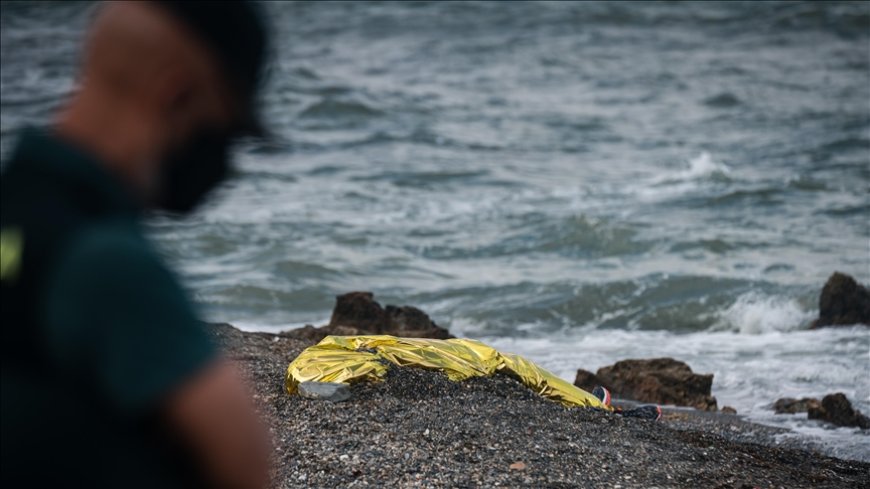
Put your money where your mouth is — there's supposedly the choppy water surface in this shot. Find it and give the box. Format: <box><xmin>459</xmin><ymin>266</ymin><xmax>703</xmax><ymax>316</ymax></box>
<box><xmin>2</xmin><ymin>1</ymin><xmax>868</xmax><ymax>460</ymax></box>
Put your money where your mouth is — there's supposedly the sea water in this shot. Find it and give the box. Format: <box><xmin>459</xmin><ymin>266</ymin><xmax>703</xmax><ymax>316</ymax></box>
<box><xmin>2</xmin><ymin>1</ymin><xmax>868</xmax><ymax>461</ymax></box>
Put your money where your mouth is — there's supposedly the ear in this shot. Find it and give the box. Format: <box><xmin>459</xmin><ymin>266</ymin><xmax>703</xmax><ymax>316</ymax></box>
<box><xmin>165</xmin><ymin>73</ymin><xmax>196</xmax><ymax>117</ymax></box>
<box><xmin>147</xmin><ymin>65</ymin><xmax>201</xmax><ymax>147</ymax></box>
<box><xmin>150</xmin><ymin>65</ymin><xmax>196</xmax><ymax>118</ymax></box>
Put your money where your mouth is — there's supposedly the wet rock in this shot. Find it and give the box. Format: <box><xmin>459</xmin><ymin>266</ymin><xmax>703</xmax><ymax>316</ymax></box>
<box><xmin>383</xmin><ymin>304</ymin><xmax>452</xmax><ymax>339</ymax></box>
<box><xmin>721</xmin><ymin>406</ymin><xmax>737</xmax><ymax>415</ymax></box>
<box><xmin>282</xmin><ymin>292</ymin><xmax>453</xmax><ymax>341</ymax></box>
<box><xmin>576</xmin><ymin>358</ymin><xmax>718</xmax><ymax>411</ymax></box>
<box><xmin>772</xmin><ymin>397</ymin><xmax>821</xmax><ymax>414</ymax></box>
<box><xmin>573</xmin><ymin>369</ymin><xmax>605</xmax><ymax>393</ymax></box>
<box><xmin>329</xmin><ymin>291</ymin><xmax>388</xmax><ymax>333</ymax></box>
<box><xmin>807</xmin><ymin>393</ymin><xmax>870</xmax><ymax>429</ymax></box>
<box><xmin>811</xmin><ymin>272</ymin><xmax>870</xmax><ymax>328</ymax></box>
<box><xmin>298</xmin><ymin>381</ymin><xmax>352</xmax><ymax>402</ymax></box>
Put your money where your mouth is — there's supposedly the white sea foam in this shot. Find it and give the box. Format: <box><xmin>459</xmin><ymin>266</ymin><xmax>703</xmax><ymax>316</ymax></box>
<box><xmin>678</xmin><ymin>152</ymin><xmax>731</xmax><ymax>180</ymax></box>
<box><xmin>646</xmin><ymin>151</ymin><xmax>732</xmax><ymax>186</ymax></box>
<box><xmin>632</xmin><ymin>152</ymin><xmax>734</xmax><ymax>203</ymax></box>
<box><xmin>715</xmin><ymin>292</ymin><xmax>814</xmax><ymax>334</ymax></box>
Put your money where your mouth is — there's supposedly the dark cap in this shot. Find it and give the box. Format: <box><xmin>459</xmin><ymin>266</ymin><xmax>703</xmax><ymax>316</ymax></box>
<box><xmin>153</xmin><ymin>1</ymin><xmax>269</xmax><ymax>137</ymax></box>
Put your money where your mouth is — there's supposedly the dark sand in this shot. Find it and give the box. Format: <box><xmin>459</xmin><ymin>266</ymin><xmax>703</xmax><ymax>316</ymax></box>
<box><xmin>212</xmin><ymin>324</ymin><xmax>869</xmax><ymax>488</ymax></box>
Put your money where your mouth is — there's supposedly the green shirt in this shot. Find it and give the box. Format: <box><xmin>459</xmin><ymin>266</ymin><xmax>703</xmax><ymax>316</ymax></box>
<box><xmin>1</xmin><ymin>128</ymin><xmax>217</xmax><ymax>488</ymax></box>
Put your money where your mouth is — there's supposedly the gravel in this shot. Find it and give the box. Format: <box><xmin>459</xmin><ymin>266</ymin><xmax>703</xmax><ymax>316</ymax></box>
<box><xmin>211</xmin><ymin>323</ymin><xmax>870</xmax><ymax>489</ymax></box>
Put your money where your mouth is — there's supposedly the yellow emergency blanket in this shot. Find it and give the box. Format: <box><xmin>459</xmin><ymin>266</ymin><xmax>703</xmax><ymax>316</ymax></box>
<box><xmin>285</xmin><ymin>335</ymin><xmax>609</xmax><ymax>410</ymax></box>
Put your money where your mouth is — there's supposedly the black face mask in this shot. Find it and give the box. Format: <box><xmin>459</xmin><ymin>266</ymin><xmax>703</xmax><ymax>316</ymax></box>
<box><xmin>154</xmin><ymin>130</ymin><xmax>233</xmax><ymax>215</ymax></box>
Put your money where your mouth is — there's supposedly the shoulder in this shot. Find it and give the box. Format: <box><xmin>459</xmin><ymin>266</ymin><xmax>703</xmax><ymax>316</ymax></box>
<box><xmin>68</xmin><ymin>219</ymin><xmax>152</xmax><ymax>258</ymax></box>
<box><xmin>45</xmin><ymin>218</ymin><xmax>190</xmax><ymax>318</ymax></box>
<box><xmin>59</xmin><ymin>220</ymin><xmax>166</xmax><ymax>280</ymax></box>
<box><xmin>42</xmin><ymin>220</ymin><xmax>217</xmax><ymax>412</ymax></box>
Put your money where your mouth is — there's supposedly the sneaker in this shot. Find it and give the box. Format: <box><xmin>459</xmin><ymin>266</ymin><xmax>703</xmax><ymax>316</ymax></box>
<box><xmin>619</xmin><ymin>404</ymin><xmax>662</xmax><ymax>421</ymax></box>
<box><xmin>591</xmin><ymin>386</ymin><xmax>612</xmax><ymax>407</ymax></box>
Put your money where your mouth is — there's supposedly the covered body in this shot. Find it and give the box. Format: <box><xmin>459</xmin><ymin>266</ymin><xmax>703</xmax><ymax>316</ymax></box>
<box><xmin>285</xmin><ymin>335</ymin><xmax>608</xmax><ymax>410</ymax></box>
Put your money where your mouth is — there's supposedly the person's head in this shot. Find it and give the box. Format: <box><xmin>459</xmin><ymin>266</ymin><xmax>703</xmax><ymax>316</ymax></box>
<box><xmin>57</xmin><ymin>1</ymin><xmax>268</xmax><ymax>213</ymax></box>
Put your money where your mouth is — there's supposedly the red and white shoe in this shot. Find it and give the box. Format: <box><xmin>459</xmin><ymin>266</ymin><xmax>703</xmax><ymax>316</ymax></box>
<box><xmin>592</xmin><ymin>386</ymin><xmax>612</xmax><ymax>407</ymax></box>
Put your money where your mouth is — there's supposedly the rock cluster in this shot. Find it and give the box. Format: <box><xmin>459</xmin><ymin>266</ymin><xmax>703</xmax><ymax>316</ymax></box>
<box><xmin>575</xmin><ymin>358</ymin><xmax>717</xmax><ymax>411</ymax></box>
<box><xmin>283</xmin><ymin>292</ymin><xmax>453</xmax><ymax>342</ymax></box>
<box><xmin>811</xmin><ymin>272</ymin><xmax>870</xmax><ymax>328</ymax></box>
<box><xmin>773</xmin><ymin>393</ymin><xmax>869</xmax><ymax>429</ymax></box>
<box><xmin>808</xmin><ymin>393</ymin><xmax>870</xmax><ymax>429</ymax></box>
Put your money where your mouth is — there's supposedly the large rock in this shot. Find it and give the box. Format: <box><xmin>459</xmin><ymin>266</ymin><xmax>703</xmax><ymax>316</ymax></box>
<box><xmin>329</xmin><ymin>291</ymin><xmax>388</xmax><ymax>333</ymax></box>
<box><xmin>807</xmin><ymin>393</ymin><xmax>870</xmax><ymax>429</ymax></box>
<box><xmin>283</xmin><ymin>292</ymin><xmax>453</xmax><ymax>342</ymax></box>
<box><xmin>575</xmin><ymin>358</ymin><xmax>717</xmax><ymax>411</ymax></box>
<box><xmin>811</xmin><ymin>272</ymin><xmax>870</xmax><ymax>328</ymax></box>
<box><xmin>383</xmin><ymin>304</ymin><xmax>452</xmax><ymax>338</ymax></box>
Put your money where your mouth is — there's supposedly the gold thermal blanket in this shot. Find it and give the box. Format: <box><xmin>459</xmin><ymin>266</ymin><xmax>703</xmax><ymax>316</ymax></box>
<box><xmin>285</xmin><ymin>335</ymin><xmax>608</xmax><ymax>410</ymax></box>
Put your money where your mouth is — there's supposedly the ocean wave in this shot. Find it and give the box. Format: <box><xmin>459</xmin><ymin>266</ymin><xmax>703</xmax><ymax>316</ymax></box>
<box><xmin>418</xmin><ymin>213</ymin><xmax>651</xmax><ymax>261</ymax></box>
<box><xmin>352</xmin><ymin>169</ymin><xmax>491</xmax><ymax>189</ymax></box>
<box><xmin>632</xmin><ymin>153</ymin><xmax>734</xmax><ymax>203</ymax></box>
<box><xmin>298</xmin><ymin>97</ymin><xmax>384</xmax><ymax>120</ymax></box>
<box><xmin>714</xmin><ymin>292</ymin><xmax>814</xmax><ymax>334</ymax></box>
<box><xmin>642</xmin><ymin>153</ymin><xmax>733</xmax><ymax>189</ymax></box>
<box><xmin>676</xmin><ymin>152</ymin><xmax>733</xmax><ymax>181</ymax></box>
<box><xmin>705</xmin><ymin>187</ymin><xmax>785</xmax><ymax>207</ymax></box>
<box><xmin>702</xmin><ymin>92</ymin><xmax>742</xmax><ymax>108</ymax></box>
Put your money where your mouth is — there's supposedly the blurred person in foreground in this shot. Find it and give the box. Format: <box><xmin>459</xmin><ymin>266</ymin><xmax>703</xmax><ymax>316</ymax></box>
<box><xmin>1</xmin><ymin>2</ymin><xmax>272</xmax><ymax>488</ymax></box>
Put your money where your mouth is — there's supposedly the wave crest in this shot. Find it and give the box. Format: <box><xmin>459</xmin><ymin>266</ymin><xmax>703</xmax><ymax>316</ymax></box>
<box><xmin>716</xmin><ymin>292</ymin><xmax>813</xmax><ymax>334</ymax></box>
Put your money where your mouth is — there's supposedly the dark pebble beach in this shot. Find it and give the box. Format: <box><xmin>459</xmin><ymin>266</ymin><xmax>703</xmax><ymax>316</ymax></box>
<box><xmin>212</xmin><ymin>324</ymin><xmax>870</xmax><ymax>489</ymax></box>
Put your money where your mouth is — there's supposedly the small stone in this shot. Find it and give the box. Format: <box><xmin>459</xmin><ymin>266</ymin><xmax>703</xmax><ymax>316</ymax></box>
<box><xmin>339</xmin><ymin>454</ymin><xmax>350</xmax><ymax>462</ymax></box>
<box><xmin>721</xmin><ymin>406</ymin><xmax>737</xmax><ymax>414</ymax></box>
<box><xmin>298</xmin><ymin>381</ymin><xmax>352</xmax><ymax>402</ymax></box>
<box><xmin>423</xmin><ymin>428</ymin><xmax>430</xmax><ymax>436</ymax></box>
<box><xmin>509</xmin><ymin>461</ymin><xmax>526</xmax><ymax>471</ymax></box>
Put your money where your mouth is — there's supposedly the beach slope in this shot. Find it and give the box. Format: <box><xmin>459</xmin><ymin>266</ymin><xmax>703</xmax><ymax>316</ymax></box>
<box><xmin>213</xmin><ymin>324</ymin><xmax>868</xmax><ymax>488</ymax></box>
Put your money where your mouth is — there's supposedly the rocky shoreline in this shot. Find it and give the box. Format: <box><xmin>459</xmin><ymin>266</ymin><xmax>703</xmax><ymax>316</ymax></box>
<box><xmin>212</xmin><ymin>324</ymin><xmax>869</xmax><ymax>488</ymax></box>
